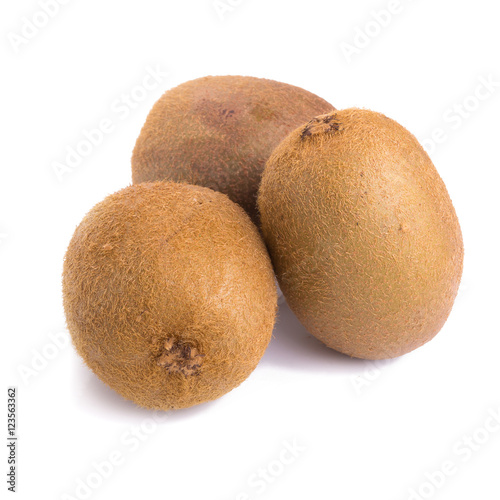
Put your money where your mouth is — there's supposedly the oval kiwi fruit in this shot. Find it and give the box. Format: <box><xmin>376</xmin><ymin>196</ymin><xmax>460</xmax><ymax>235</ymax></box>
<box><xmin>132</xmin><ymin>75</ymin><xmax>334</xmax><ymax>223</ymax></box>
<box><xmin>63</xmin><ymin>182</ymin><xmax>277</xmax><ymax>409</ymax></box>
<box><xmin>258</xmin><ymin>108</ymin><xmax>464</xmax><ymax>360</ymax></box>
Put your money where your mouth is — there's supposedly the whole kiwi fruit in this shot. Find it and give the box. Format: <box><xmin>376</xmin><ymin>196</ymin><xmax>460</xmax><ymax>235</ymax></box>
<box><xmin>132</xmin><ymin>75</ymin><xmax>334</xmax><ymax>223</ymax></box>
<box><xmin>63</xmin><ymin>182</ymin><xmax>277</xmax><ymax>409</ymax></box>
<box><xmin>258</xmin><ymin>108</ymin><xmax>464</xmax><ymax>360</ymax></box>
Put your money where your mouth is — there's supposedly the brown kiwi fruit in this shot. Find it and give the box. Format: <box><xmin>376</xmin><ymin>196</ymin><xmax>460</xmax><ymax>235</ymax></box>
<box><xmin>258</xmin><ymin>108</ymin><xmax>464</xmax><ymax>360</ymax></box>
<box><xmin>132</xmin><ymin>75</ymin><xmax>334</xmax><ymax>223</ymax></box>
<box><xmin>63</xmin><ymin>182</ymin><xmax>277</xmax><ymax>410</ymax></box>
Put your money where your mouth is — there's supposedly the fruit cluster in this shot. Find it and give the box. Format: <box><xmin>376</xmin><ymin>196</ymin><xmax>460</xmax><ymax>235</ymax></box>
<box><xmin>63</xmin><ymin>76</ymin><xmax>463</xmax><ymax>410</ymax></box>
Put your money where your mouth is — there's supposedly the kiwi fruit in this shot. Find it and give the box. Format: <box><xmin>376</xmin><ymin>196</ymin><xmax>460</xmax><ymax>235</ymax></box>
<box><xmin>63</xmin><ymin>182</ymin><xmax>277</xmax><ymax>410</ymax></box>
<box><xmin>132</xmin><ymin>75</ymin><xmax>334</xmax><ymax>223</ymax></box>
<box><xmin>258</xmin><ymin>108</ymin><xmax>464</xmax><ymax>360</ymax></box>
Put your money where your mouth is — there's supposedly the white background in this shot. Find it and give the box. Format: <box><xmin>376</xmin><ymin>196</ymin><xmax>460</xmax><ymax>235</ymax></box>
<box><xmin>1</xmin><ymin>1</ymin><xmax>499</xmax><ymax>499</ymax></box>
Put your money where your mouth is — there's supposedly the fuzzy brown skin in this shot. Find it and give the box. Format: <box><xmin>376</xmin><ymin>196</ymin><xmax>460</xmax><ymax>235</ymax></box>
<box><xmin>132</xmin><ymin>75</ymin><xmax>334</xmax><ymax>224</ymax></box>
<box><xmin>63</xmin><ymin>182</ymin><xmax>277</xmax><ymax>409</ymax></box>
<box><xmin>258</xmin><ymin>109</ymin><xmax>464</xmax><ymax>360</ymax></box>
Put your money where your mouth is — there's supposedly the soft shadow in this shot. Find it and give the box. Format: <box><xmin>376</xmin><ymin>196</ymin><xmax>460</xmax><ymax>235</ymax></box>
<box><xmin>72</xmin><ymin>359</ymin><xmax>218</xmax><ymax>421</ymax></box>
<box><xmin>261</xmin><ymin>301</ymin><xmax>372</xmax><ymax>374</ymax></box>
